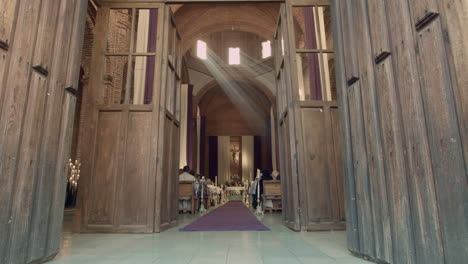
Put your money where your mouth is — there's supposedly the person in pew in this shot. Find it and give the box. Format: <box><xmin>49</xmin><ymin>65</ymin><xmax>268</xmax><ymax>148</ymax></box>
<box><xmin>179</xmin><ymin>166</ymin><xmax>196</xmax><ymax>182</ymax></box>
<box><xmin>272</xmin><ymin>170</ymin><xmax>280</xmax><ymax>180</ymax></box>
<box><xmin>251</xmin><ymin>169</ymin><xmax>274</xmax><ymax>209</ymax></box>
<box><xmin>262</xmin><ymin>169</ymin><xmax>273</xmax><ymax>180</ymax></box>
<box><xmin>179</xmin><ymin>166</ymin><xmax>196</xmax><ymax>211</ymax></box>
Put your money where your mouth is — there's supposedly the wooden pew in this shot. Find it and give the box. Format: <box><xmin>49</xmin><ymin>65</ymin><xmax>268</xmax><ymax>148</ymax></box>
<box><xmin>263</xmin><ymin>180</ymin><xmax>282</xmax><ymax>212</ymax></box>
<box><xmin>179</xmin><ymin>181</ymin><xmax>195</xmax><ymax>214</ymax></box>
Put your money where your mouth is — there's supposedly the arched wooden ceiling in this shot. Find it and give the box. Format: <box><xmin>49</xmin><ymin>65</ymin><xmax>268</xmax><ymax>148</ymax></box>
<box><xmin>172</xmin><ymin>3</ymin><xmax>280</xmax><ymax>53</ymax></box>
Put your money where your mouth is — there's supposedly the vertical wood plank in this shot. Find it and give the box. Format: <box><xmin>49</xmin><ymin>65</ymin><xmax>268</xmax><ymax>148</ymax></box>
<box><xmin>414</xmin><ymin>19</ymin><xmax>468</xmax><ymax>264</ymax></box>
<box><xmin>366</xmin><ymin>0</ymin><xmax>390</xmax><ymax>59</ymax></box>
<box><xmin>119</xmin><ymin>112</ymin><xmax>152</xmax><ymax>226</ymax></box>
<box><xmin>384</xmin><ymin>0</ymin><xmax>445</xmax><ymax>263</ymax></box>
<box><xmin>374</xmin><ymin>57</ymin><xmax>415</xmax><ymax>264</ymax></box>
<box><xmin>331</xmin><ymin>0</ymin><xmax>359</xmax><ymax>252</ymax></box>
<box><xmin>301</xmin><ymin>108</ymin><xmax>332</xmax><ymax>221</ymax></box>
<box><xmin>347</xmin><ymin>82</ymin><xmax>374</xmax><ymax>257</ymax></box>
<box><xmin>0</xmin><ymin>0</ymin><xmax>42</xmax><ymax>262</ymax></box>
<box><xmin>351</xmin><ymin>1</ymin><xmax>385</xmax><ymax>260</ymax></box>
<box><xmin>8</xmin><ymin>73</ymin><xmax>48</xmax><ymax>264</ymax></box>
<box><xmin>88</xmin><ymin>111</ymin><xmax>122</xmax><ymax>225</ymax></box>
<box><xmin>0</xmin><ymin>49</ymin><xmax>8</xmax><ymax>113</ymax></box>
<box><xmin>436</xmin><ymin>0</ymin><xmax>468</xmax><ymax>193</ymax></box>
<box><xmin>330</xmin><ymin>108</ymin><xmax>345</xmax><ymax>221</ymax></box>
<box><xmin>0</xmin><ymin>0</ymin><xmax>19</xmax><ymax>47</ymax></box>
<box><xmin>27</xmin><ymin>0</ymin><xmax>76</xmax><ymax>260</ymax></box>
<box><xmin>284</xmin><ymin>2</ymin><xmax>303</xmax><ymax>231</ymax></box>
<box><xmin>338</xmin><ymin>0</ymin><xmax>358</xmax><ymax>82</ymax></box>
<box><xmin>31</xmin><ymin>0</ymin><xmax>61</xmax><ymax>73</ymax></box>
<box><xmin>325</xmin><ymin>106</ymin><xmax>340</xmax><ymax>223</ymax></box>
<box><xmin>46</xmin><ymin>93</ymin><xmax>77</xmax><ymax>256</ymax></box>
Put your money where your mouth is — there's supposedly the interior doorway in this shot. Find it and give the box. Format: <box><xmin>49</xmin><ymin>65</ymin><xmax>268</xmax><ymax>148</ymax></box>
<box><xmin>69</xmin><ymin>0</ymin><xmax>345</xmax><ymax>234</ymax></box>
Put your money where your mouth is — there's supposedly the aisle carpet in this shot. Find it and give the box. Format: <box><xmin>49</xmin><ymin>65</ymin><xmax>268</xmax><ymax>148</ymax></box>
<box><xmin>179</xmin><ymin>201</ymin><xmax>270</xmax><ymax>231</ymax></box>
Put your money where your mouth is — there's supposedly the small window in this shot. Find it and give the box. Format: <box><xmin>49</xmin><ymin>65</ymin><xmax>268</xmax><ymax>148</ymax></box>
<box><xmin>262</xmin><ymin>40</ymin><xmax>272</xmax><ymax>58</ymax></box>
<box><xmin>197</xmin><ymin>40</ymin><xmax>207</xmax><ymax>60</ymax></box>
<box><xmin>229</xmin><ymin>47</ymin><xmax>240</xmax><ymax>65</ymax></box>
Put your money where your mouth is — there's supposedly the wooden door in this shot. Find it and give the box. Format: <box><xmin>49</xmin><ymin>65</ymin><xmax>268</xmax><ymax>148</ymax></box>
<box><xmin>334</xmin><ymin>0</ymin><xmax>468</xmax><ymax>263</ymax></box>
<box><xmin>78</xmin><ymin>4</ymin><xmax>164</xmax><ymax>233</ymax></box>
<box><xmin>0</xmin><ymin>0</ymin><xmax>87</xmax><ymax>263</ymax></box>
<box><xmin>275</xmin><ymin>0</ymin><xmax>345</xmax><ymax>231</ymax></box>
<box><xmin>274</xmin><ymin>4</ymin><xmax>301</xmax><ymax>231</ymax></box>
<box><xmin>154</xmin><ymin>6</ymin><xmax>182</xmax><ymax>231</ymax></box>
<box><xmin>288</xmin><ymin>0</ymin><xmax>345</xmax><ymax>231</ymax></box>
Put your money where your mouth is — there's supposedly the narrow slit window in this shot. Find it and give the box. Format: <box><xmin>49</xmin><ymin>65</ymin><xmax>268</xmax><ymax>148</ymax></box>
<box><xmin>229</xmin><ymin>47</ymin><xmax>240</xmax><ymax>65</ymax></box>
<box><xmin>197</xmin><ymin>40</ymin><xmax>207</xmax><ymax>60</ymax></box>
<box><xmin>262</xmin><ymin>40</ymin><xmax>271</xmax><ymax>58</ymax></box>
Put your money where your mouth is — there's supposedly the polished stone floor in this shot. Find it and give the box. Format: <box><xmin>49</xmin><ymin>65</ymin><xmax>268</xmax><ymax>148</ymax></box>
<box><xmin>50</xmin><ymin>210</ymin><xmax>372</xmax><ymax>264</ymax></box>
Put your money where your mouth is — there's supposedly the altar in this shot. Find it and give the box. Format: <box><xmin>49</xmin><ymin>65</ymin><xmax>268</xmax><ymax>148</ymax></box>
<box><xmin>225</xmin><ymin>186</ymin><xmax>247</xmax><ymax>195</ymax></box>
<box><xmin>224</xmin><ymin>186</ymin><xmax>248</xmax><ymax>202</ymax></box>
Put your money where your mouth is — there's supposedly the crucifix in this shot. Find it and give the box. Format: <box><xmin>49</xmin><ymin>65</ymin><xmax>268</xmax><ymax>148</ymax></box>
<box><xmin>230</xmin><ymin>144</ymin><xmax>240</xmax><ymax>164</ymax></box>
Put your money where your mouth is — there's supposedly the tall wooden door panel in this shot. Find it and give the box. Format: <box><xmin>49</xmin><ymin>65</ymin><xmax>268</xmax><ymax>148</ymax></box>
<box><xmin>335</xmin><ymin>0</ymin><xmax>468</xmax><ymax>263</ymax></box>
<box><xmin>154</xmin><ymin>6</ymin><xmax>182</xmax><ymax>231</ymax></box>
<box><xmin>274</xmin><ymin>4</ymin><xmax>301</xmax><ymax>231</ymax></box>
<box><xmin>78</xmin><ymin>3</ymin><xmax>164</xmax><ymax>233</ymax></box>
<box><xmin>119</xmin><ymin>112</ymin><xmax>153</xmax><ymax>226</ymax></box>
<box><xmin>88</xmin><ymin>111</ymin><xmax>122</xmax><ymax>226</ymax></box>
<box><xmin>0</xmin><ymin>0</ymin><xmax>87</xmax><ymax>263</ymax></box>
<box><xmin>275</xmin><ymin>0</ymin><xmax>345</xmax><ymax>231</ymax></box>
<box><xmin>301</xmin><ymin>108</ymin><xmax>332</xmax><ymax>222</ymax></box>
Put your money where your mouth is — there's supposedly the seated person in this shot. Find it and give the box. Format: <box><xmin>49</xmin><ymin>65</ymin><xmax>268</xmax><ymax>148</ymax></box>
<box><xmin>262</xmin><ymin>169</ymin><xmax>273</xmax><ymax>180</ymax></box>
<box><xmin>179</xmin><ymin>166</ymin><xmax>196</xmax><ymax>182</ymax></box>
<box><xmin>272</xmin><ymin>170</ymin><xmax>280</xmax><ymax>180</ymax></box>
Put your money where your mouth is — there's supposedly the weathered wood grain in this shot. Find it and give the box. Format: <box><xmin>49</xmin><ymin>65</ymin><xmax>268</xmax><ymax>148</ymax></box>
<box><xmin>301</xmin><ymin>107</ymin><xmax>332</xmax><ymax>221</ymax></box>
<box><xmin>351</xmin><ymin>1</ymin><xmax>386</xmax><ymax>260</ymax></box>
<box><xmin>332</xmin><ymin>0</ymin><xmax>359</xmax><ymax>252</ymax></box>
<box><xmin>330</xmin><ymin>108</ymin><xmax>345</xmax><ymax>221</ymax></box>
<box><xmin>409</xmin><ymin>0</ymin><xmax>439</xmax><ymax>27</ymax></box>
<box><xmin>27</xmin><ymin>0</ymin><xmax>77</xmax><ymax>261</ymax></box>
<box><xmin>0</xmin><ymin>0</ymin><xmax>42</xmax><ymax>262</ymax></box>
<box><xmin>374</xmin><ymin>58</ymin><xmax>415</xmax><ymax>264</ymax></box>
<box><xmin>347</xmin><ymin>81</ymin><xmax>374</xmax><ymax>257</ymax></box>
<box><xmin>88</xmin><ymin>111</ymin><xmax>122</xmax><ymax>225</ymax></box>
<box><xmin>414</xmin><ymin>18</ymin><xmax>468</xmax><ymax>264</ymax></box>
<box><xmin>31</xmin><ymin>0</ymin><xmax>61</xmax><ymax>73</ymax></box>
<box><xmin>0</xmin><ymin>0</ymin><xmax>18</xmax><ymax>47</ymax></box>
<box><xmin>119</xmin><ymin>112</ymin><xmax>153</xmax><ymax>226</ymax></box>
<box><xmin>436</xmin><ymin>0</ymin><xmax>468</xmax><ymax>193</ymax></box>
<box><xmin>384</xmin><ymin>0</ymin><xmax>445</xmax><ymax>263</ymax></box>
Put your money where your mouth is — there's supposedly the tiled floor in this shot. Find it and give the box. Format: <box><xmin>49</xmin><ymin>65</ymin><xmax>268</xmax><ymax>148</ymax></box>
<box><xmin>50</xmin><ymin>210</ymin><xmax>372</xmax><ymax>264</ymax></box>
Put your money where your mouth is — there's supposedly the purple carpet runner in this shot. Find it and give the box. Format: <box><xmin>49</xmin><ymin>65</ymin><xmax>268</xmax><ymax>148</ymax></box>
<box><xmin>180</xmin><ymin>201</ymin><xmax>270</xmax><ymax>231</ymax></box>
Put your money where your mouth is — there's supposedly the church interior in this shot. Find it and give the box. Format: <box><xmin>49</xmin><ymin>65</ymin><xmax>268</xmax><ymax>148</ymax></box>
<box><xmin>0</xmin><ymin>0</ymin><xmax>467</xmax><ymax>264</ymax></box>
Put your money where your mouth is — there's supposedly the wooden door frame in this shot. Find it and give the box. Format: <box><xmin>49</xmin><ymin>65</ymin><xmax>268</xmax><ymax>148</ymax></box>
<box><xmin>154</xmin><ymin>5</ymin><xmax>182</xmax><ymax>232</ymax></box>
<box><xmin>77</xmin><ymin>0</ymin><xmax>350</xmax><ymax>234</ymax></box>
